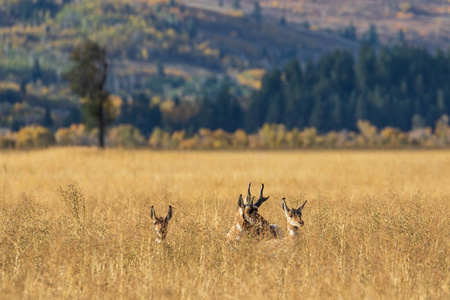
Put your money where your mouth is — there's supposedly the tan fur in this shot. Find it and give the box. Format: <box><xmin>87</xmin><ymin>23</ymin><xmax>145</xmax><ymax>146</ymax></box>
<box><xmin>261</xmin><ymin>198</ymin><xmax>307</xmax><ymax>251</ymax></box>
<box><xmin>226</xmin><ymin>183</ymin><xmax>279</xmax><ymax>243</ymax></box>
<box><xmin>151</xmin><ymin>205</ymin><xmax>173</xmax><ymax>244</ymax></box>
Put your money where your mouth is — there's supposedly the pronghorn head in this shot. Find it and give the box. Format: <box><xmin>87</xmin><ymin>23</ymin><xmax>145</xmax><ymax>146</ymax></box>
<box><xmin>281</xmin><ymin>198</ymin><xmax>307</xmax><ymax>228</ymax></box>
<box><xmin>238</xmin><ymin>182</ymin><xmax>270</xmax><ymax>226</ymax></box>
<box><xmin>150</xmin><ymin>205</ymin><xmax>172</xmax><ymax>243</ymax></box>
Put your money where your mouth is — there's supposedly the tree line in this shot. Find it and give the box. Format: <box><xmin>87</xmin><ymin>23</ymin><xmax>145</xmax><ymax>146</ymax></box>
<box><xmin>68</xmin><ymin>39</ymin><xmax>450</xmax><ymax>147</ymax></box>
<box><xmin>4</xmin><ymin>116</ymin><xmax>450</xmax><ymax>150</ymax></box>
<box><xmin>5</xmin><ymin>39</ymin><xmax>450</xmax><ymax>148</ymax></box>
<box><xmin>115</xmin><ymin>41</ymin><xmax>450</xmax><ymax>140</ymax></box>
<box><xmin>244</xmin><ymin>41</ymin><xmax>450</xmax><ymax>133</ymax></box>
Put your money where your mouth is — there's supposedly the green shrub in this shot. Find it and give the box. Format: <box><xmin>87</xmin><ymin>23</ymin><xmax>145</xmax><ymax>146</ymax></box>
<box><xmin>0</xmin><ymin>135</ymin><xmax>16</xmax><ymax>149</ymax></box>
<box><xmin>16</xmin><ymin>125</ymin><xmax>55</xmax><ymax>149</ymax></box>
<box><xmin>108</xmin><ymin>124</ymin><xmax>145</xmax><ymax>148</ymax></box>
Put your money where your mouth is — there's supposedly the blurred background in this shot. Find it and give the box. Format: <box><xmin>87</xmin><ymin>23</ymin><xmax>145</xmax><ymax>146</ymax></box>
<box><xmin>1</xmin><ymin>0</ymin><xmax>450</xmax><ymax>149</ymax></box>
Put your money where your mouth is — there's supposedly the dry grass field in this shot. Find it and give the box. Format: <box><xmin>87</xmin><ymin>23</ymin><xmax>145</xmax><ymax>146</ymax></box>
<box><xmin>0</xmin><ymin>148</ymin><xmax>449</xmax><ymax>299</ymax></box>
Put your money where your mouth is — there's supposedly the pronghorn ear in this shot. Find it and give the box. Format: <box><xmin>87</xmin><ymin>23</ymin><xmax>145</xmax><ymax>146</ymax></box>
<box><xmin>281</xmin><ymin>198</ymin><xmax>290</xmax><ymax>217</ymax></box>
<box><xmin>165</xmin><ymin>205</ymin><xmax>172</xmax><ymax>221</ymax></box>
<box><xmin>297</xmin><ymin>200</ymin><xmax>307</xmax><ymax>211</ymax></box>
<box><xmin>151</xmin><ymin>206</ymin><xmax>157</xmax><ymax>221</ymax></box>
<box><xmin>238</xmin><ymin>194</ymin><xmax>245</xmax><ymax>208</ymax></box>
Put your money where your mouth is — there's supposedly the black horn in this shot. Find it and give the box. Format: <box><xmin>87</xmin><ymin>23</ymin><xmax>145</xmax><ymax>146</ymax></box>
<box><xmin>254</xmin><ymin>183</ymin><xmax>270</xmax><ymax>207</ymax></box>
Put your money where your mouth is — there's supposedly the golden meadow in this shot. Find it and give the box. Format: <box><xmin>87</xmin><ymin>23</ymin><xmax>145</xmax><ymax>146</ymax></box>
<box><xmin>0</xmin><ymin>149</ymin><xmax>448</xmax><ymax>299</ymax></box>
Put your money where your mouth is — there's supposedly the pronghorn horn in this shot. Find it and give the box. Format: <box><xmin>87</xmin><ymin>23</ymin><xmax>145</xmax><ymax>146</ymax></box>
<box><xmin>254</xmin><ymin>183</ymin><xmax>270</xmax><ymax>208</ymax></box>
<box><xmin>297</xmin><ymin>200</ymin><xmax>307</xmax><ymax>211</ymax></box>
<box><xmin>243</xmin><ymin>182</ymin><xmax>252</xmax><ymax>205</ymax></box>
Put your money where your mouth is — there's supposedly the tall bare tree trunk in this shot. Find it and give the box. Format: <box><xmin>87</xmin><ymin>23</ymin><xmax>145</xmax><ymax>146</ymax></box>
<box><xmin>99</xmin><ymin>103</ymin><xmax>105</xmax><ymax>148</ymax></box>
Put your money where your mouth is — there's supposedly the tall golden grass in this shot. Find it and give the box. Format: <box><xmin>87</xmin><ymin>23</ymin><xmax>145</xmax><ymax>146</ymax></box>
<box><xmin>0</xmin><ymin>148</ymin><xmax>448</xmax><ymax>299</ymax></box>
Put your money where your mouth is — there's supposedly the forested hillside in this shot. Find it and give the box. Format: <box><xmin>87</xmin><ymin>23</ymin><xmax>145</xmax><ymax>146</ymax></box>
<box><xmin>245</xmin><ymin>43</ymin><xmax>450</xmax><ymax>132</ymax></box>
<box><xmin>0</xmin><ymin>0</ymin><xmax>357</xmax><ymax>132</ymax></box>
<box><xmin>1</xmin><ymin>0</ymin><xmax>450</xmax><ymax>148</ymax></box>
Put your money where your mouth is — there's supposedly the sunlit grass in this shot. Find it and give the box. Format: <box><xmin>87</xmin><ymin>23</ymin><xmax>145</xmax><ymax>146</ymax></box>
<box><xmin>0</xmin><ymin>149</ymin><xmax>448</xmax><ymax>299</ymax></box>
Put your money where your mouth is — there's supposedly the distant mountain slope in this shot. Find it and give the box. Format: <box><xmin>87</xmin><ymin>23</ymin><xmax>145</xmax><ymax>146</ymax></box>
<box><xmin>184</xmin><ymin>0</ymin><xmax>450</xmax><ymax>49</ymax></box>
<box><xmin>0</xmin><ymin>0</ymin><xmax>358</xmax><ymax>93</ymax></box>
<box><xmin>180</xmin><ymin>4</ymin><xmax>358</xmax><ymax>66</ymax></box>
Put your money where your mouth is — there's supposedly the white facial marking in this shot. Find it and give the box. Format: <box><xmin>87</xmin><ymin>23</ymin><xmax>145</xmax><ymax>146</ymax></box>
<box><xmin>239</xmin><ymin>208</ymin><xmax>243</xmax><ymax>216</ymax></box>
<box><xmin>289</xmin><ymin>229</ymin><xmax>298</xmax><ymax>236</ymax></box>
<box><xmin>156</xmin><ymin>238</ymin><xmax>161</xmax><ymax>244</ymax></box>
<box><xmin>244</xmin><ymin>214</ymin><xmax>253</xmax><ymax>224</ymax></box>
<box><xmin>287</xmin><ymin>217</ymin><xmax>301</xmax><ymax>228</ymax></box>
<box><xmin>236</xmin><ymin>224</ymin><xmax>243</xmax><ymax>232</ymax></box>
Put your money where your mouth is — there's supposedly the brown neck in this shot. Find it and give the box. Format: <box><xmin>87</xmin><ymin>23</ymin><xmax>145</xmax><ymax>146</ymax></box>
<box><xmin>256</xmin><ymin>214</ymin><xmax>270</xmax><ymax>227</ymax></box>
<box><xmin>155</xmin><ymin>234</ymin><xmax>164</xmax><ymax>244</ymax></box>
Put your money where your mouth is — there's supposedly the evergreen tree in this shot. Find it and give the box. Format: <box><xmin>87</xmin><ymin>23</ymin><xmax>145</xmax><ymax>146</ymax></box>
<box><xmin>42</xmin><ymin>106</ymin><xmax>53</xmax><ymax>128</ymax></box>
<box><xmin>252</xmin><ymin>1</ymin><xmax>261</xmax><ymax>22</ymax></box>
<box><xmin>309</xmin><ymin>97</ymin><xmax>325</xmax><ymax>130</ymax></box>
<box><xmin>187</xmin><ymin>18</ymin><xmax>197</xmax><ymax>38</ymax></box>
<box><xmin>265</xmin><ymin>93</ymin><xmax>284</xmax><ymax>124</ymax></box>
<box><xmin>67</xmin><ymin>40</ymin><xmax>112</xmax><ymax>148</ymax></box>
<box><xmin>119</xmin><ymin>93</ymin><xmax>161</xmax><ymax>135</ymax></box>
<box><xmin>20</xmin><ymin>79</ymin><xmax>27</xmax><ymax>97</ymax></box>
<box><xmin>362</xmin><ymin>24</ymin><xmax>378</xmax><ymax>46</ymax></box>
<box><xmin>302</xmin><ymin>20</ymin><xmax>310</xmax><ymax>29</ymax></box>
<box><xmin>283</xmin><ymin>59</ymin><xmax>302</xmax><ymax>128</ymax></box>
<box><xmin>229</xmin><ymin>99</ymin><xmax>244</xmax><ymax>130</ymax></box>
<box><xmin>31</xmin><ymin>58</ymin><xmax>42</xmax><ymax>82</ymax></box>
<box><xmin>342</xmin><ymin>22</ymin><xmax>357</xmax><ymax>40</ymax></box>
<box><xmin>246</xmin><ymin>69</ymin><xmax>282</xmax><ymax>132</ymax></box>
<box><xmin>356</xmin><ymin>43</ymin><xmax>376</xmax><ymax>91</ymax></box>
<box><xmin>196</xmin><ymin>96</ymin><xmax>216</xmax><ymax>130</ymax></box>
<box><xmin>356</xmin><ymin>94</ymin><xmax>368</xmax><ymax>121</ymax></box>
<box><xmin>215</xmin><ymin>85</ymin><xmax>233</xmax><ymax>131</ymax></box>
<box><xmin>397</xmin><ymin>29</ymin><xmax>405</xmax><ymax>44</ymax></box>
<box><xmin>157</xmin><ymin>60</ymin><xmax>165</xmax><ymax>77</ymax></box>
<box><xmin>368</xmin><ymin>24</ymin><xmax>378</xmax><ymax>46</ymax></box>
<box><xmin>310</xmin><ymin>78</ymin><xmax>332</xmax><ymax>130</ymax></box>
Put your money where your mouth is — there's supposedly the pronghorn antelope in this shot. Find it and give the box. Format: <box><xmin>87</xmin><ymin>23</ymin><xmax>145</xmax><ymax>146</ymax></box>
<box><xmin>281</xmin><ymin>198</ymin><xmax>307</xmax><ymax>238</ymax></box>
<box><xmin>226</xmin><ymin>183</ymin><xmax>281</xmax><ymax>243</ymax></box>
<box><xmin>150</xmin><ymin>205</ymin><xmax>173</xmax><ymax>244</ymax></box>
<box><xmin>262</xmin><ymin>198</ymin><xmax>307</xmax><ymax>250</ymax></box>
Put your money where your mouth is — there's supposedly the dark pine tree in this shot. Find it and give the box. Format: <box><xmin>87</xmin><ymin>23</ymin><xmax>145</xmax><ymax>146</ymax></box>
<box><xmin>67</xmin><ymin>40</ymin><xmax>112</xmax><ymax>148</ymax></box>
